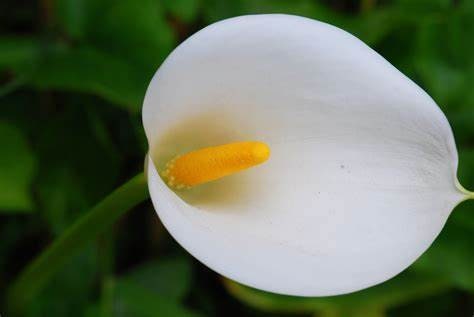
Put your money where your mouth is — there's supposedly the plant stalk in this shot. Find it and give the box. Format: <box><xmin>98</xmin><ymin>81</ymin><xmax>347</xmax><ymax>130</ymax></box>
<box><xmin>6</xmin><ymin>173</ymin><xmax>148</xmax><ymax>313</ymax></box>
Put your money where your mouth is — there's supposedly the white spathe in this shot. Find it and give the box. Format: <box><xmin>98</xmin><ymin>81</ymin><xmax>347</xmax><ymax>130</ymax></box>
<box><xmin>142</xmin><ymin>14</ymin><xmax>469</xmax><ymax>297</ymax></box>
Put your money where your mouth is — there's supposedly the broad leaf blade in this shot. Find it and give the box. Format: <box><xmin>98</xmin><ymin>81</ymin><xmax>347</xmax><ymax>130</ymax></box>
<box><xmin>0</xmin><ymin>121</ymin><xmax>36</xmax><ymax>212</ymax></box>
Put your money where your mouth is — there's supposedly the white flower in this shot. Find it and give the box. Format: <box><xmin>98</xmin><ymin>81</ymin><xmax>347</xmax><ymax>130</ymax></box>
<box><xmin>142</xmin><ymin>14</ymin><xmax>472</xmax><ymax>297</ymax></box>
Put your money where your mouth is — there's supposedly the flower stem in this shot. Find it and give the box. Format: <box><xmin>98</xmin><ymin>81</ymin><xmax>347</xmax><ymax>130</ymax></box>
<box><xmin>6</xmin><ymin>173</ymin><xmax>148</xmax><ymax>314</ymax></box>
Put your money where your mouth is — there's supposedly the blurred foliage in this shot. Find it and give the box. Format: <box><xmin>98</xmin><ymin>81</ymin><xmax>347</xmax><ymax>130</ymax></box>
<box><xmin>0</xmin><ymin>0</ymin><xmax>473</xmax><ymax>316</ymax></box>
<box><xmin>0</xmin><ymin>121</ymin><xmax>36</xmax><ymax>212</ymax></box>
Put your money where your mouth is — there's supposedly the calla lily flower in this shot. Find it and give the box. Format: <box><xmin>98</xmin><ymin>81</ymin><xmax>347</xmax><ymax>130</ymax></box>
<box><xmin>142</xmin><ymin>14</ymin><xmax>473</xmax><ymax>297</ymax></box>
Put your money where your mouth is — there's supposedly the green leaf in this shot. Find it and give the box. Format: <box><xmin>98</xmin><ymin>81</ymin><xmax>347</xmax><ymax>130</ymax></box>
<box><xmin>202</xmin><ymin>0</ymin><xmax>245</xmax><ymax>23</ymax></box>
<box><xmin>393</xmin><ymin>0</ymin><xmax>452</xmax><ymax>14</ymax></box>
<box><xmin>86</xmin><ymin>0</ymin><xmax>175</xmax><ymax>69</ymax></box>
<box><xmin>203</xmin><ymin>0</ymin><xmax>335</xmax><ymax>25</ymax></box>
<box><xmin>112</xmin><ymin>279</ymin><xmax>202</xmax><ymax>317</ymax></box>
<box><xmin>0</xmin><ymin>121</ymin><xmax>36</xmax><ymax>212</ymax></box>
<box><xmin>414</xmin><ymin>25</ymin><xmax>468</xmax><ymax>111</ymax></box>
<box><xmin>451</xmin><ymin>200</ymin><xmax>474</xmax><ymax>232</ymax></box>
<box><xmin>412</xmin><ymin>6</ymin><xmax>474</xmax><ymax>112</ymax></box>
<box><xmin>457</xmin><ymin>149</ymin><xmax>474</xmax><ymax>195</ymax></box>
<box><xmin>35</xmin><ymin>105</ymin><xmax>121</xmax><ymax>233</ymax></box>
<box><xmin>29</xmin><ymin>46</ymin><xmax>148</xmax><ymax>111</ymax></box>
<box><xmin>223</xmin><ymin>270</ymin><xmax>449</xmax><ymax>313</ymax></box>
<box><xmin>24</xmin><ymin>245</ymin><xmax>99</xmax><ymax>317</ymax></box>
<box><xmin>97</xmin><ymin>256</ymin><xmax>198</xmax><ymax>317</ymax></box>
<box><xmin>163</xmin><ymin>0</ymin><xmax>201</xmax><ymax>23</ymax></box>
<box><xmin>0</xmin><ymin>37</ymin><xmax>39</xmax><ymax>70</ymax></box>
<box><xmin>448</xmin><ymin>103</ymin><xmax>474</xmax><ymax>146</ymax></box>
<box><xmin>417</xmin><ymin>59</ymin><xmax>467</xmax><ymax>111</ymax></box>
<box><xmin>121</xmin><ymin>257</ymin><xmax>192</xmax><ymax>301</ymax></box>
<box><xmin>452</xmin><ymin>150</ymin><xmax>474</xmax><ymax>232</ymax></box>
<box><xmin>347</xmin><ymin>8</ymin><xmax>414</xmax><ymax>46</ymax></box>
<box><xmin>53</xmin><ymin>0</ymin><xmax>94</xmax><ymax>40</ymax></box>
<box><xmin>413</xmin><ymin>212</ymin><xmax>474</xmax><ymax>291</ymax></box>
<box><xmin>38</xmin><ymin>167</ymin><xmax>89</xmax><ymax>234</ymax></box>
<box><xmin>54</xmin><ymin>0</ymin><xmax>175</xmax><ymax>67</ymax></box>
<box><xmin>319</xmin><ymin>307</ymin><xmax>386</xmax><ymax>317</ymax></box>
<box><xmin>387</xmin><ymin>290</ymin><xmax>460</xmax><ymax>317</ymax></box>
<box><xmin>239</xmin><ymin>0</ymin><xmax>339</xmax><ymax>21</ymax></box>
<box><xmin>83</xmin><ymin>304</ymin><xmax>101</xmax><ymax>317</ymax></box>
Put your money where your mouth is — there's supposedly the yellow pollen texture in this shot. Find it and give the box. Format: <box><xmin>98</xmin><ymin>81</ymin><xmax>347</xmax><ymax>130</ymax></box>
<box><xmin>161</xmin><ymin>141</ymin><xmax>270</xmax><ymax>189</ymax></box>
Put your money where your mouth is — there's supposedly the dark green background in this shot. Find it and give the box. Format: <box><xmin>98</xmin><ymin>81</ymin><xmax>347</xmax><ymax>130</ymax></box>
<box><xmin>1</xmin><ymin>0</ymin><xmax>473</xmax><ymax>316</ymax></box>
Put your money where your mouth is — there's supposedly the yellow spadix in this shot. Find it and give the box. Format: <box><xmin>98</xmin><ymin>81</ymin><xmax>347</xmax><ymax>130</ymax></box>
<box><xmin>161</xmin><ymin>141</ymin><xmax>270</xmax><ymax>189</ymax></box>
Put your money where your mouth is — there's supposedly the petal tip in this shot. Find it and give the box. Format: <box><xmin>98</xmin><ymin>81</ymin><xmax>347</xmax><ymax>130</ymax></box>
<box><xmin>455</xmin><ymin>178</ymin><xmax>474</xmax><ymax>201</ymax></box>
